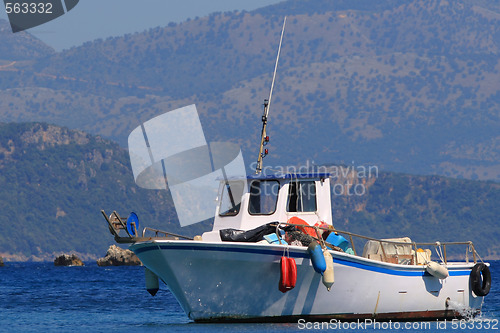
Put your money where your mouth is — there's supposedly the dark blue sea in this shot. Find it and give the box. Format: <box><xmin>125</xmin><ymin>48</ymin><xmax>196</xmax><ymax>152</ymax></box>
<box><xmin>1</xmin><ymin>261</ymin><xmax>499</xmax><ymax>332</ymax></box>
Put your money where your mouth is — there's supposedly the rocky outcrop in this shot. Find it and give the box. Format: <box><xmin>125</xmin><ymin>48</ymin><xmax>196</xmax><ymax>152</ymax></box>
<box><xmin>97</xmin><ymin>245</ymin><xmax>142</xmax><ymax>266</ymax></box>
<box><xmin>54</xmin><ymin>254</ymin><xmax>84</xmax><ymax>266</ymax></box>
<box><xmin>0</xmin><ymin>256</ymin><xmax>4</xmax><ymax>266</ymax></box>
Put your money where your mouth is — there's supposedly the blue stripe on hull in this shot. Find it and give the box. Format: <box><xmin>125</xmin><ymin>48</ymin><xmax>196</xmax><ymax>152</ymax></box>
<box><xmin>132</xmin><ymin>243</ymin><xmax>470</xmax><ymax>277</ymax></box>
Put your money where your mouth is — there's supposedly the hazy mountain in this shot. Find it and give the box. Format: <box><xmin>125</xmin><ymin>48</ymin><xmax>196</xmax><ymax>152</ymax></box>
<box><xmin>0</xmin><ymin>19</ymin><xmax>55</xmax><ymax>60</ymax></box>
<box><xmin>0</xmin><ymin>0</ymin><xmax>498</xmax><ymax>180</ymax></box>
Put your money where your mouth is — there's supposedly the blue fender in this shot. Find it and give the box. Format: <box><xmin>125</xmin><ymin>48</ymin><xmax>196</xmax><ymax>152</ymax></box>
<box><xmin>307</xmin><ymin>241</ymin><xmax>326</xmax><ymax>275</ymax></box>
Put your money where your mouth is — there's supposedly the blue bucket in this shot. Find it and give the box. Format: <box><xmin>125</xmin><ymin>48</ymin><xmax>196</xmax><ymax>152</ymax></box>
<box><xmin>325</xmin><ymin>233</ymin><xmax>349</xmax><ymax>252</ymax></box>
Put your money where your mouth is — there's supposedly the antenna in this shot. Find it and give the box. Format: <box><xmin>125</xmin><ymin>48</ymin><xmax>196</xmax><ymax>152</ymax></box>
<box><xmin>255</xmin><ymin>16</ymin><xmax>286</xmax><ymax>174</ymax></box>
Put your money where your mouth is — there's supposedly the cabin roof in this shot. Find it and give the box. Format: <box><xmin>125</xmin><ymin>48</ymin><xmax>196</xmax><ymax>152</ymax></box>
<box><xmin>250</xmin><ymin>172</ymin><xmax>330</xmax><ymax>180</ymax></box>
<box><xmin>218</xmin><ymin>172</ymin><xmax>330</xmax><ymax>181</ymax></box>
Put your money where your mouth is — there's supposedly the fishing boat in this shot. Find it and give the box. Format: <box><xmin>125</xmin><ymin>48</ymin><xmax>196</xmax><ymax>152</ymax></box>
<box><xmin>101</xmin><ymin>18</ymin><xmax>491</xmax><ymax>323</ymax></box>
<box><xmin>102</xmin><ymin>169</ymin><xmax>490</xmax><ymax>322</ymax></box>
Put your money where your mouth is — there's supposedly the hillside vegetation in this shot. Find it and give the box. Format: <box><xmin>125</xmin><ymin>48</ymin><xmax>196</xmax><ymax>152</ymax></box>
<box><xmin>0</xmin><ymin>0</ymin><xmax>498</xmax><ymax>181</ymax></box>
<box><xmin>329</xmin><ymin>167</ymin><xmax>500</xmax><ymax>258</ymax></box>
<box><xmin>0</xmin><ymin>123</ymin><xmax>208</xmax><ymax>260</ymax></box>
<box><xmin>0</xmin><ymin>123</ymin><xmax>498</xmax><ymax>260</ymax></box>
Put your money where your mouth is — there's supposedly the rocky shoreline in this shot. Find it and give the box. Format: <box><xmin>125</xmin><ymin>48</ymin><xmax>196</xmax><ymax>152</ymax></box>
<box><xmin>0</xmin><ymin>246</ymin><xmax>143</xmax><ymax>265</ymax></box>
<box><xmin>0</xmin><ymin>252</ymin><xmax>98</xmax><ymax>262</ymax></box>
<box><xmin>51</xmin><ymin>246</ymin><xmax>142</xmax><ymax>266</ymax></box>
<box><xmin>96</xmin><ymin>245</ymin><xmax>142</xmax><ymax>266</ymax></box>
<box><xmin>54</xmin><ymin>254</ymin><xmax>85</xmax><ymax>266</ymax></box>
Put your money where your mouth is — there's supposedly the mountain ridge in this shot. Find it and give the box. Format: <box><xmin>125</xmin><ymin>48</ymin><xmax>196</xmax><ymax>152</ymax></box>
<box><xmin>0</xmin><ymin>19</ymin><xmax>55</xmax><ymax>60</ymax></box>
<box><xmin>0</xmin><ymin>0</ymin><xmax>498</xmax><ymax>182</ymax></box>
<box><xmin>0</xmin><ymin>122</ymin><xmax>212</xmax><ymax>260</ymax></box>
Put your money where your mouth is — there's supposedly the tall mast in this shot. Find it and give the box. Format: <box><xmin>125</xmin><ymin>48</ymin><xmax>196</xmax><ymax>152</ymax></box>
<box><xmin>255</xmin><ymin>17</ymin><xmax>287</xmax><ymax>174</ymax></box>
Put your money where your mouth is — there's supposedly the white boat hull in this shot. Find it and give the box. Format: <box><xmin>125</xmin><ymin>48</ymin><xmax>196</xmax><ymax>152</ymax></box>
<box><xmin>131</xmin><ymin>240</ymin><xmax>483</xmax><ymax>322</ymax></box>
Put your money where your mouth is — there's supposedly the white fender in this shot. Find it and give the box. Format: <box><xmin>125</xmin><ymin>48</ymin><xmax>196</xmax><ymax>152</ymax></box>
<box><xmin>145</xmin><ymin>267</ymin><xmax>160</xmax><ymax>296</ymax></box>
<box><xmin>322</xmin><ymin>249</ymin><xmax>334</xmax><ymax>291</ymax></box>
<box><xmin>426</xmin><ymin>261</ymin><xmax>449</xmax><ymax>279</ymax></box>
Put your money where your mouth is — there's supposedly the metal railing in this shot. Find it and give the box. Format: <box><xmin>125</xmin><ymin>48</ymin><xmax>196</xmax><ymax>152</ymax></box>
<box><xmin>278</xmin><ymin>222</ymin><xmax>482</xmax><ymax>265</ymax></box>
<box><xmin>141</xmin><ymin>227</ymin><xmax>192</xmax><ymax>240</ymax></box>
<box><xmin>101</xmin><ymin>210</ymin><xmax>482</xmax><ymax>264</ymax></box>
<box><xmin>101</xmin><ymin>210</ymin><xmax>193</xmax><ymax>243</ymax></box>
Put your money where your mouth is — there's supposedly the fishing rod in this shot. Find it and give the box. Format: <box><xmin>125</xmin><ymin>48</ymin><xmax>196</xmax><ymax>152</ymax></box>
<box><xmin>255</xmin><ymin>16</ymin><xmax>287</xmax><ymax>174</ymax></box>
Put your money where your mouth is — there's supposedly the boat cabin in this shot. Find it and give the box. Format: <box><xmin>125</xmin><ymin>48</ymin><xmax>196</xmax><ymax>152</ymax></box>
<box><xmin>202</xmin><ymin>173</ymin><xmax>333</xmax><ymax>242</ymax></box>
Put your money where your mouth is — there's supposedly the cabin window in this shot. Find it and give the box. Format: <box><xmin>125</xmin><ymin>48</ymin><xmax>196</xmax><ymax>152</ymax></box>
<box><xmin>287</xmin><ymin>180</ymin><xmax>317</xmax><ymax>212</ymax></box>
<box><xmin>219</xmin><ymin>181</ymin><xmax>245</xmax><ymax>216</ymax></box>
<box><xmin>248</xmin><ymin>180</ymin><xmax>279</xmax><ymax>215</ymax></box>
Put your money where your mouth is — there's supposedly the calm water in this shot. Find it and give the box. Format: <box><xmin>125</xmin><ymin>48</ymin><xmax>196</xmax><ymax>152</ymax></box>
<box><xmin>0</xmin><ymin>261</ymin><xmax>499</xmax><ymax>332</ymax></box>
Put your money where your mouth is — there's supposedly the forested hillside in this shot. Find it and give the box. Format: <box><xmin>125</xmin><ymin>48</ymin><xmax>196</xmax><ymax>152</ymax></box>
<box><xmin>329</xmin><ymin>167</ymin><xmax>500</xmax><ymax>258</ymax></box>
<box><xmin>0</xmin><ymin>123</ymin><xmax>498</xmax><ymax>260</ymax></box>
<box><xmin>0</xmin><ymin>123</ymin><xmax>208</xmax><ymax>260</ymax></box>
